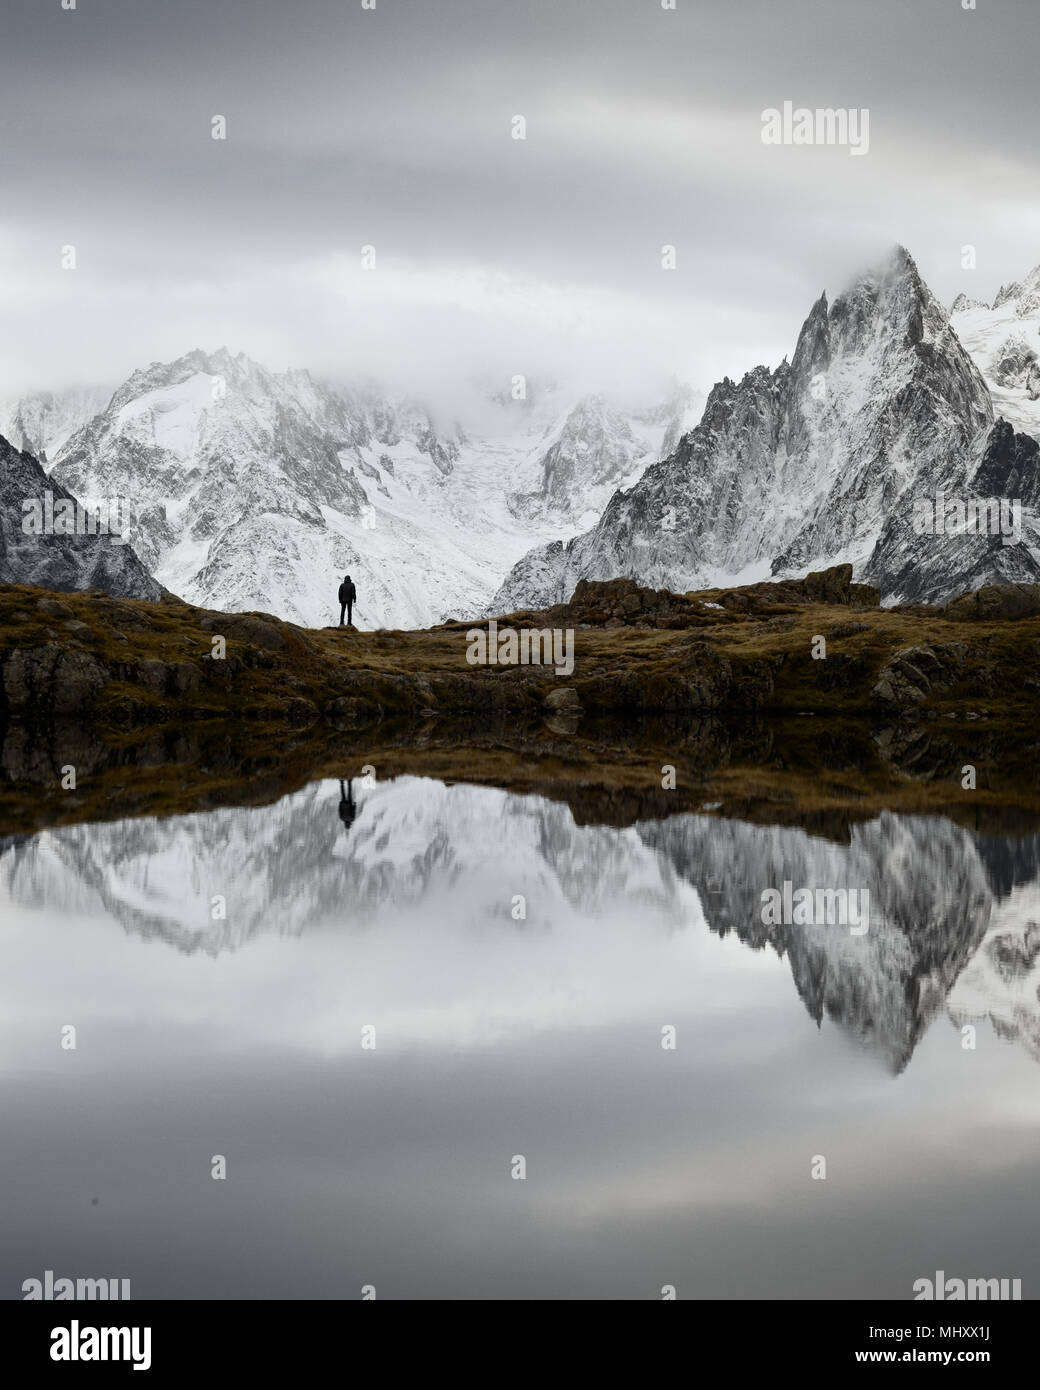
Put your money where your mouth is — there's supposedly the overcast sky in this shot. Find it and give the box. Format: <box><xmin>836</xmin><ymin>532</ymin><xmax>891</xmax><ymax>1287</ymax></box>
<box><xmin>2</xmin><ymin>0</ymin><xmax>1039</xmax><ymax>405</ymax></box>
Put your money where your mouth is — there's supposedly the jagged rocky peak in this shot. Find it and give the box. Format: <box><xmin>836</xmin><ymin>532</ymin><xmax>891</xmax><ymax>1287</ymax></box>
<box><xmin>787</xmin><ymin>290</ymin><xmax>829</xmax><ymax>387</ymax></box>
<box><xmin>704</xmin><ymin>361</ymin><xmax>788</xmax><ymax>425</ymax></box>
<box><xmin>951</xmin><ymin>292</ymin><xmax>987</xmax><ymax>314</ymax></box>
<box><xmin>791</xmin><ymin>245</ymin><xmax>962</xmax><ymax>380</ymax></box>
<box><xmin>108</xmin><ymin>346</ymin><xmax>310</xmax><ymax>415</ymax></box>
<box><xmin>953</xmin><ymin>262</ymin><xmax>1040</xmax><ymax>320</ymax></box>
<box><xmin>991</xmin><ymin>263</ymin><xmax>1040</xmax><ymax>316</ymax></box>
<box><xmin>543</xmin><ymin>393</ymin><xmax>636</xmax><ymax>465</ymax></box>
<box><xmin>490</xmin><ymin>243</ymin><xmax>1009</xmax><ymax>615</ymax></box>
<box><xmin>109</xmin><ymin>347</ymin><xmax>214</xmax><ymax>411</ymax></box>
<box><xmin>687</xmin><ymin>363</ymin><xmax>792</xmax><ymax>481</ymax></box>
<box><xmin>993</xmin><ymin>281</ymin><xmax>1024</xmax><ymax>310</ymax></box>
<box><xmin>341</xmin><ymin>386</ymin><xmax>464</xmax><ymax>470</ymax></box>
<box><xmin>828</xmin><ymin>245</ymin><xmax>938</xmax><ymax>348</ymax></box>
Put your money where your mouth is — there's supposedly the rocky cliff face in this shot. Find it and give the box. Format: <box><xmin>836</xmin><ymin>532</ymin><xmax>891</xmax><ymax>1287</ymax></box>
<box><xmin>866</xmin><ymin>418</ymin><xmax>1040</xmax><ymax>603</ymax></box>
<box><xmin>0</xmin><ymin>434</ymin><xmax>162</xmax><ymax>601</ymax></box>
<box><xmin>492</xmin><ymin>247</ymin><xmax>1040</xmax><ymax>612</ymax></box>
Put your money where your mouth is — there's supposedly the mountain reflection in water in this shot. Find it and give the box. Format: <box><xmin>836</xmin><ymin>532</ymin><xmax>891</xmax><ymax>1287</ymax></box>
<box><xmin>2</xmin><ymin>776</ymin><xmax>1039</xmax><ymax>1299</ymax></box>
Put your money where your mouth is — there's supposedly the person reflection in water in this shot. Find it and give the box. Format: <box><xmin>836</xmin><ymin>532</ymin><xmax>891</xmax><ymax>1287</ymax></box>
<box><xmin>338</xmin><ymin>779</ymin><xmax>357</xmax><ymax>832</ymax></box>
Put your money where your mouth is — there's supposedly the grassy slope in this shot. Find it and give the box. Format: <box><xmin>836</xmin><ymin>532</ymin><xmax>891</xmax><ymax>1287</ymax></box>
<box><xmin>2</xmin><ymin>582</ymin><xmax>1040</xmax><ymax>724</ymax></box>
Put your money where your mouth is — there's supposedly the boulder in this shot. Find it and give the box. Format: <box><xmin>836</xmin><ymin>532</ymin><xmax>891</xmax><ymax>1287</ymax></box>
<box><xmin>804</xmin><ymin>563</ymin><xmax>853</xmax><ymax>604</ymax></box>
<box><xmin>135</xmin><ymin>659</ymin><xmax>204</xmax><ymax>696</ymax></box>
<box><xmin>871</xmin><ymin>644</ymin><xmax>967</xmax><ymax>707</ymax></box>
<box><xmin>2</xmin><ymin>643</ymin><xmax>110</xmax><ymax>714</ymax></box>
<box><xmin>943</xmin><ymin>584</ymin><xmax>1040</xmax><ymax>622</ymax></box>
<box><xmin>35</xmin><ymin>597</ymin><xmax>75</xmax><ymax>619</ymax></box>
<box><xmin>198</xmin><ymin>611</ymin><xmax>315</xmax><ymax>655</ymax></box>
<box><xmin>545</xmin><ymin>686</ymin><xmax>583</xmax><ymax>712</ymax></box>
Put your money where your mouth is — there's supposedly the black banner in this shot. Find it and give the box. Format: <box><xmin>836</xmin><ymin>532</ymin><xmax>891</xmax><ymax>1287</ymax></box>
<box><xmin>1</xmin><ymin>1298</ymin><xmax>1029</xmax><ymax>1376</ymax></box>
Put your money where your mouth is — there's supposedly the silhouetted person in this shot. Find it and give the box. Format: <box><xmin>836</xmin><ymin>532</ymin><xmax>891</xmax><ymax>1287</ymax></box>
<box><xmin>338</xmin><ymin>573</ymin><xmax>356</xmax><ymax>627</ymax></box>
<box><xmin>338</xmin><ymin>779</ymin><xmax>356</xmax><ymax>831</ymax></box>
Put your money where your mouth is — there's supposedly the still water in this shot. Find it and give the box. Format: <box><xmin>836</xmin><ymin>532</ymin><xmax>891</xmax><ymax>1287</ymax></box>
<box><xmin>2</xmin><ymin>776</ymin><xmax>1039</xmax><ymax>1299</ymax></box>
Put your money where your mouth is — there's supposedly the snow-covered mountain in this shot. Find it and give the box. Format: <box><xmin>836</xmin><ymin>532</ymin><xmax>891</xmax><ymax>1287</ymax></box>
<box><xmin>492</xmin><ymin>247</ymin><xmax>1040</xmax><ymax>612</ymax></box>
<box><xmin>0</xmin><ymin>433</ymin><xmax>162</xmax><ymax>600</ymax></box>
<box><xmin>12</xmin><ymin>243</ymin><xmax>1040</xmax><ymax>622</ymax></box>
<box><xmin>29</xmin><ymin>350</ymin><xmax>697</xmax><ymax>629</ymax></box>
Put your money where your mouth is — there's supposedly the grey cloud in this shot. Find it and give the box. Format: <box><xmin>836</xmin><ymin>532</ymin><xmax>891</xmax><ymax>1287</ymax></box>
<box><xmin>1</xmin><ymin>0</ymin><xmax>1038</xmax><ymax>397</ymax></box>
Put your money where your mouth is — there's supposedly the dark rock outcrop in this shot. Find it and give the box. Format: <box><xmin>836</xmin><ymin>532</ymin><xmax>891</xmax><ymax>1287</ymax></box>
<box><xmin>498</xmin><ymin>565</ymin><xmax>879</xmax><ymax>630</ymax></box>
<box><xmin>943</xmin><ymin>584</ymin><xmax>1040</xmax><ymax>622</ymax></box>
<box><xmin>0</xmin><ymin>433</ymin><xmax>163</xmax><ymax>600</ymax></box>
